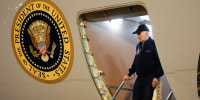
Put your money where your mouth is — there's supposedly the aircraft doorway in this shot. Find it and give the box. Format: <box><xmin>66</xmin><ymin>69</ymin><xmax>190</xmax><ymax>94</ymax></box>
<box><xmin>79</xmin><ymin>4</ymin><xmax>175</xmax><ymax>100</ymax></box>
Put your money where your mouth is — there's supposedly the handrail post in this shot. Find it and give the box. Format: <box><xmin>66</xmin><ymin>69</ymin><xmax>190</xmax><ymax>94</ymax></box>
<box><xmin>165</xmin><ymin>90</ymin><xmax>173</xmax><ymax>100</ymax></box>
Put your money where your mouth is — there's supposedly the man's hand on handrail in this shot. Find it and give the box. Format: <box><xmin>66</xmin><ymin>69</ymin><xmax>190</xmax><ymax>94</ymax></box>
<box><xmin>123</xmin><ymin>75</ymin><xmax>130</xmax><ymax>83</ymax></box>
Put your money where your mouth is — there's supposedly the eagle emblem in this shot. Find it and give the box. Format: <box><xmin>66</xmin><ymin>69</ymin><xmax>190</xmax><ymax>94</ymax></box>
<box><xmin>28</xmin><ymin>20</ymin><xmax>56</xmax><ymax>62</ymax></box>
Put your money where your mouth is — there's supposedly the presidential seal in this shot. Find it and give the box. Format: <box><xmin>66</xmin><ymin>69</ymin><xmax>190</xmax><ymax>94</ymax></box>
<box><xmin>11</xmin><ymin>0</ymin><xmax>74</xmax><ymax>84</ymax></box>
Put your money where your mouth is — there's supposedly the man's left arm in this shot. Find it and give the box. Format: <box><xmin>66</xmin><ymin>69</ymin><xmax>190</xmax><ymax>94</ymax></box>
<box><xmin>153</xmin><ymin>43</ymin><xmax>164</xmax><ymax>79</ymax></box>
<box><xmin>152</xmin><ymin>43</ymin><xmax>164</xmax><ymax>87</ymax></box>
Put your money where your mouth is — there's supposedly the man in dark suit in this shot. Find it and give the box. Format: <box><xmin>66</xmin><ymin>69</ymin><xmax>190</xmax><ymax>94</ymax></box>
<box><xmin>123</xmin><ymin>24</ymin><xmax>164</xmax><ymax>100</ymax></box>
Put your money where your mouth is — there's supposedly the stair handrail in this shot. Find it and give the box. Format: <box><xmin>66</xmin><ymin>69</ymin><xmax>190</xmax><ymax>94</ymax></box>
<box><xmin>111</xmin><ymin>74</ymin><xmax>136</xmax><ymax>100</ymax></box>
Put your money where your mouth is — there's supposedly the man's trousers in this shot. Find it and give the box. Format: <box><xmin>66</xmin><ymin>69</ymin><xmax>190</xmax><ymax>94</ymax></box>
<box><xmin>132</xmin><ymin>74</ymin><xmax>155</xmax><ymax>100</ymax></box>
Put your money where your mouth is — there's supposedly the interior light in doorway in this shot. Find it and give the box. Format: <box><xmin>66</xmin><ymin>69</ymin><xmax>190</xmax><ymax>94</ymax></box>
<box><xmin>141</xmin><ymin>15</ymin><xmax>150</xmax><ymax>21</ymax></box>
<box><xmin>110</xmin><ymin>19</ymin><xmax>123</xmax><ymax>24</ymax></box>
<box><xmin>106</xmin><ymin>19</ymin><xmax>123</xmax><ymax>33</ymax></box>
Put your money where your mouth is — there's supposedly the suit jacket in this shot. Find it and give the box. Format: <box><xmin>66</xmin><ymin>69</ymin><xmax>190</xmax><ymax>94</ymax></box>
<box><xmin>128</xmin><ymin>37</ymin><xmax>164</xmax><ymax>79</ymax></box>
